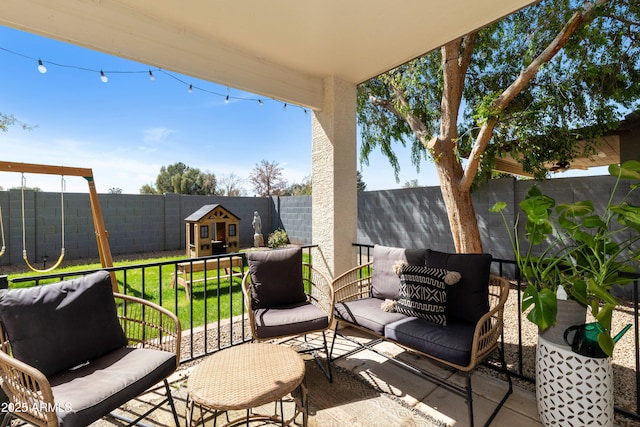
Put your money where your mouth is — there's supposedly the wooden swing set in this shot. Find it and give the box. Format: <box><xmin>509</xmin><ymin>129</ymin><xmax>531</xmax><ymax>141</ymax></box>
<box><xmin>0</xmin><ymin>161</ymin><xmax>116</xmax><ymax>291</ymax></box>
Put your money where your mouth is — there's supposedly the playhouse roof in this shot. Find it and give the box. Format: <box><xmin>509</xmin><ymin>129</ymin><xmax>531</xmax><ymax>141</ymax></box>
<box><xmin>184</xmin><ymin>204</ymin><xmax>240</xmax><ymax>222</ymax></box>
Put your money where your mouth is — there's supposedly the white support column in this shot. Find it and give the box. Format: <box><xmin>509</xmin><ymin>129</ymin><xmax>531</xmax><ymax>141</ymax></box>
<box><xmin>311</xmin><ymin>77</ymin><xmax>357</xmax><ymax>279</ymax></box>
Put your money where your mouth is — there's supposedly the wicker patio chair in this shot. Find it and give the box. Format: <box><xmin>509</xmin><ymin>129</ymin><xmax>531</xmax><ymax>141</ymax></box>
<box><xmin>241</xmin><ymin>247</ymin><xmax>334</xmax><ymax>381</ymax></box>
<box><xmin>0</xmin><ymin>270</ymin><xmax>181</xmax><ymax>427</ymax></box>
<box><xmin>330</xmin><ymin>247</ymin><xmax>512</xmax><ymax>427</ymax></box>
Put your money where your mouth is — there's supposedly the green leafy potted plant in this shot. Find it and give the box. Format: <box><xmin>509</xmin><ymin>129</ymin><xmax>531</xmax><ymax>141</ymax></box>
<box><xmin>491</xmin><ymin>160</ymin><xmax>640</xmax><ymax>356</ymax></box>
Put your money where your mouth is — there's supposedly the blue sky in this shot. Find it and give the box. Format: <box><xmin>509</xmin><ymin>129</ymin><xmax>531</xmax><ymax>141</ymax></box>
<box><xmin>0</xmin><ymin>25</ymin><xmax>432</xmax><ymax>195</ymax></box>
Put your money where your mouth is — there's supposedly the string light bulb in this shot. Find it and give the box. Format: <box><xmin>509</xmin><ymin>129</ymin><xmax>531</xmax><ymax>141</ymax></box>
<box><xmin>2</xmin><ymin>45</ymin><xmax>310</xmax><ymax>113</ymax></box>
<box><xmin>37</xmin><ymin>59</ymin><xmax>47</xmax><ymax>74</ymax></box>
<box><xmin>225</xmin><ymin>95</ymin><xmax>229</xmax><ymax>104</ymax></box>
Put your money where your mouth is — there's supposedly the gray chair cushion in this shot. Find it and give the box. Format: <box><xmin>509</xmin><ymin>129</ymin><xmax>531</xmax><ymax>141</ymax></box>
<box><xmin>253</xmin><ymin>302</ymin><xmax>329</xmax><ymax>339</ymax></box>
<box><xmin>425</xmin><ymin>250</ymin><xmax>492</xmax><ymax>324</ymax></box>
<box><xmin>0</xmin><ymin>271</ymin><xmax>127</xmax><ymax>377</ymax></box>
<box><xmin>385</xmin><ymin>316</ymin><xmax>476</xmax><ymax>367</ymax></box>
<box><xmin>49</xmin><ymin>347</ymin><xmax>176</xmax><ymax>427</ymax></box>
<box><xmin>246</xmin><ymin>247</ymin><xmax>306</xmax><ymax>309</ymax></box>
<box><xmin>371</xmin><ymin>245</ymin><xmax>427</xmax><ymax>300</ymax></box>
<box><xmin>335</xmin><ymin>298</ymin><xmax>407</xmax><ymax>336</ymax></box>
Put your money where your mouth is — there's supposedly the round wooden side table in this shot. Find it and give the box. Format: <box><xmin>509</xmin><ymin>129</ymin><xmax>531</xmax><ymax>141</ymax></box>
<box><xmin>186</xmin><ymin>342</ymin><xmax>307</xmax><ymax>427</ymax></box>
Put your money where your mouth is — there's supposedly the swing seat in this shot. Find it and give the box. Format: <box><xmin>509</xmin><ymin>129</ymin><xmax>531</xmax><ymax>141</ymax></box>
<box><xmin>0</xmin><ymin>271</ymin><xmax>181</xmax><ymax>427</ymax></box>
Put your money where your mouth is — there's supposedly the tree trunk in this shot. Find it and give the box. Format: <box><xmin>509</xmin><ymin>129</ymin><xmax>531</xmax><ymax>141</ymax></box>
<box><xmin>433</xmin><ymin>38</ymin><xmax>483</xmax><ymax>253</ymax></box>
<box><xmin>438</xmin><ymin>174</ymin><xmax>483</xmax><ymax>253</ymax></box>
<box><xmin>430</xmin><ymin>136</ymin><xmax>483</xmax><ymax>253</ymax></box>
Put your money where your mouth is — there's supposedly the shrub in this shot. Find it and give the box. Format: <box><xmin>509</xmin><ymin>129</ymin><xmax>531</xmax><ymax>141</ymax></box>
<box><xmin>267</xmin><ymin>229</ymin><xmax>289</xmax><ymax>248</ymax></box>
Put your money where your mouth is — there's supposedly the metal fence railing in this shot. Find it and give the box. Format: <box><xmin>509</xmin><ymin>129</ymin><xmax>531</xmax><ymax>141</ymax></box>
<box><xmin>8</xmin><ymin>243</ymin><xmax>639</xmax><ymax>422</ymax></box>
<box><xmin>9</xmin><ymin>245</ymin><xmax>317</xmax><ymax>363</ymax></box>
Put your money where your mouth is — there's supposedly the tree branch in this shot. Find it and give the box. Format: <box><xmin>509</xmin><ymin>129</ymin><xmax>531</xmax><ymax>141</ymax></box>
<box><xmin>461</xmin><ymin>0</ymin><xmax>608</xmax><ymax>190</ymax></box>
<box><xmin>369</xmin><ymin>90</ymin><xmax>430</xmax><ymax>142</ymax></box>
<box><xmin>368</xmin><ymin>94</ymin><xmax>400</xmax><ymax>117</ymax></box>
<box><xmin>604</xmin><ymin>13</ymin><xmax>640</xmax><ymax>27</ymax></box>
<box><xmin>439</xmin><ymin>33</ymin><xmax>478</xmax><ymax>150</ymax></box>
<box><xmin>440</xmin><ymin>39</ymin><xmax>463</xmax><ymax>141</ymax></box>
<box><xmin>459</xmin><ymin>32</ymin><xmax>478</xmax><ymax>82</ymax></box>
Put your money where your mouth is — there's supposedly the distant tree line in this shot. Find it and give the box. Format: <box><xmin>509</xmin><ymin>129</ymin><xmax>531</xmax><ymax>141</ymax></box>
<box><xmin>137</xmin><ymin>160</ymin><xmax>368</xmax><ymax>196</ymax></box>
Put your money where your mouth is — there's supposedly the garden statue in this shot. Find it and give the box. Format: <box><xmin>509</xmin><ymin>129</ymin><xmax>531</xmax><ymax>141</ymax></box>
<box><xmin>252</xmin><ymin>211</ymin><xmax>264</xmax><ymax>247</ymax></box>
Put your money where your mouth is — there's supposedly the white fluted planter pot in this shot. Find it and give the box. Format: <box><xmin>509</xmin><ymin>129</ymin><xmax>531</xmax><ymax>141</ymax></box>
<box><xmin>536</xmin><ymin>335</ymin><xmax>613</xmax><ymax>427</ymax></box>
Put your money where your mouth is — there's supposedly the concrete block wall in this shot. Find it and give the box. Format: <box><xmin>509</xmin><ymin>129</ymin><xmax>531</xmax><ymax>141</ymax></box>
<box><xmin>358</xmin><ymin>187</ymin><xmax>454</xmax><ymax>252</ymax></box>
<box><xmin>0</xmin><ymin>191</ymin><xmax>273</xmax><ymax>267</ymax></box>
<box><xmin>59</xmin><ymin>193</ymin><xmax>97</xmax><ymax>261</ymax></box>
<box><xmin>0</xmin><ymin>175</ymin><xmax>635</xmax><ymax>270</ymax></box>
<box><xmin>4</xmin><ymin>190</ymin><xmax>99</xmax><ymax>267</ymax></box>
<box><xmin>356</xmin><ymin>180</ymin><xmax>518</xmax><ymax>259</ymax></box>
<box><xmin>163</xmin><ymin>193</ymin><xmax>182</xmax><ymax>251</ymax></box>
<box><xmin>479</xmin><ymin>178</ymin><xmax>517</xmax><ymax>261</ymax></box>
<box><xmin>101</xmin><ymin>194</ymin><xmax>166</xmax><ymax>256</ymax></box>
<box><xmin>278</xmin><ymin>195</ymin><xmax>312</xmax><ymax>245</ymax></box>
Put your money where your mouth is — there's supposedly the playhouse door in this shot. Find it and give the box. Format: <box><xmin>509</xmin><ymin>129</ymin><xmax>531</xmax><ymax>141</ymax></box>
<box><xmin>214</xmin><ymin>222</ymin><xmax>227</xmax><ymax>254</ymax></box>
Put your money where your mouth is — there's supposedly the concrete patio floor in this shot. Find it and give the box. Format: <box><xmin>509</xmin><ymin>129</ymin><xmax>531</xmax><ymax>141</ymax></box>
<box><xmin>94</xmin><ymin>327</ymin><xmax>542</xmax><ymax>426</ymax></box>
<box><xmin>316</xmin><ymin>327</ymin><xmax>542</xmax><ymax>427</ymax></box>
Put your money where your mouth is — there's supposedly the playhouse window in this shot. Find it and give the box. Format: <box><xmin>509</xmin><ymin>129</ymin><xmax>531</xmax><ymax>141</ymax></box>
<box><xmin>200</xmin><ymin>225</ymin><xmax>209</xmax><ymax>239</ymax></box>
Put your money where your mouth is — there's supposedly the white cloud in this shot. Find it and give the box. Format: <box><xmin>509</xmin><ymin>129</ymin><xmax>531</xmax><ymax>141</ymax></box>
<box><xmin>142</xmin><ymin>127</ymin><xmax>174</xmax><ymax>143</ymax></box>
<box><xmin>0</xmin><ymin>133</ymin><xmax>166</xmax><ymax>194</ymax></box>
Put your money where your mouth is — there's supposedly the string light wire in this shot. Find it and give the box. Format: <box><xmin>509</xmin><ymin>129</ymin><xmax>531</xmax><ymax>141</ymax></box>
<box><xmin>0</xmin><ymin>46</ymin><xmax>309</xmax><ymax>114</ymax></box>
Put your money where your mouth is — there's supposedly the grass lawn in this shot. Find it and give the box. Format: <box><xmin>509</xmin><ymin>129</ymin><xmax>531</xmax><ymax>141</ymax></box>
<box><xmin>6</xmin><ymin>250</ymin><xmax>311</xmax><ymax>331</ymax></box>
<box><xmin>6</xmin><ymin>254</ymin><xmax>246</xmax><ymax>329</ymax></box>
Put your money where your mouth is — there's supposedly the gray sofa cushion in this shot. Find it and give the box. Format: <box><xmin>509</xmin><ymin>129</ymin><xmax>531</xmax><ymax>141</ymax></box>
<box><xmin>253</xmin><ymin>302</ymin><xmax>329</xmax><ymax>339</ymax></box>
<box><xmin>49</xmin><ymin>347</ymin><xmax>176</xmax><ymax>427</ymax></box>
<box><xmin>385</xmin><ymin>316</ymin><xmax>476</xmax><ymax>367</ymax></box>
<box><xmin>0</xmin><ymin>270</ymin><xmax>127</xmax><ymax>377</ymax></box>
<box><xmin>425</xmin><ymin>250</ymin><xmax>492</xmax><ymax>324</ymax></box>
<box><xmin>371</xmin><ymin>245</ymin><xmax>427</xmax><ymax>300</ymax></box>
<box><xmin>335</xmin><ymin>297</ymin><xmax>407</xmax><ymax>335</ymax></box>
<box><xmin>246</xmin><ymin>247</ymin><xmax>306</xmax><ymax>309</ymax></box>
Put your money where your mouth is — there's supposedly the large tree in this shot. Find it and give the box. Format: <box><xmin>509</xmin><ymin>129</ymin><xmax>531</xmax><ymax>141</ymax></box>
<box><xmin>218</xmin><ymin>172</ymin><xmax>247</xmax><ymax>196</ymax></box>
<box><xmin>357</xmin><ymin>171</ymin><xmax>367</xmax><ymax>192</ymax></box>
<box><xmin>284</xmin><ymin>176</ymin><xmax>312</xmax><ymax>196</ymax></box>
<box><xmin>249</xmin><ymin>160</ymin><xmax>288</xmax><ymax>196</ymax></box>
<box><xmin>140</xmin><ymin>162</ymin><xmax>219</xmax><ymax>195</ymax></box>
<box><xmin>0</xmin><ymin>113</ymin><xmax>30</xmax><ymax>132</ymax></box>
<box><xmin>358</xmin><ymin>0</ymin><xmax>640</xmax><ymax>253</ymax></box>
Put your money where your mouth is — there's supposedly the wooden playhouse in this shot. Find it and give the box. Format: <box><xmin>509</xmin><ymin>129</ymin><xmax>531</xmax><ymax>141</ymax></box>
<box><xmin>184</xmin><ymin>204</ymin><xmax>240</xmax><ymax>257</ymax></box>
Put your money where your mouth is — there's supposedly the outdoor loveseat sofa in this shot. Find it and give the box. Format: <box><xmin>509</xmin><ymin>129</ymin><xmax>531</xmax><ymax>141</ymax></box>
<box><xmin>0</xmin><ymin>270</ymin><xmax>181</xmax><ymax>427</ymax></box>
<box><xmin>330</xmin><ymin>245</ymin><xmax>512</xmax><ymax>427</ymax></box>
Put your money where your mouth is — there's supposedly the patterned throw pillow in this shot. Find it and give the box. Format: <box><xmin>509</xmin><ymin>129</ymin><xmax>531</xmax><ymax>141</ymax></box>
<box><xmin>394</xmin><ymin>264</ymin><xmax>461</xmax><ymax>326</ymax></box>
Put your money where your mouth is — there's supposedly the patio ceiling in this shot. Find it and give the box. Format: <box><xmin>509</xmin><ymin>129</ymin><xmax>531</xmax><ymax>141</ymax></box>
<box><xmin>0</xmin><ymin>0</ymin><xmax>538</xmax><ymax>110</ymax></box>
